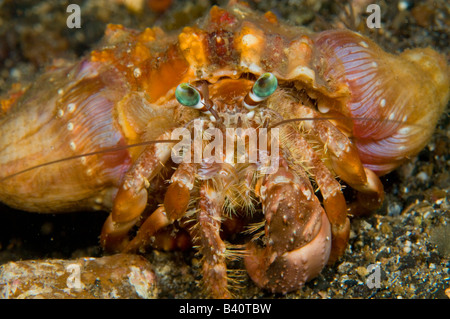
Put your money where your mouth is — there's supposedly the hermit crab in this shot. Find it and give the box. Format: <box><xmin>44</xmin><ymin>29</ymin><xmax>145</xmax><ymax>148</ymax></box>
<box><xmin>0</xmin><ymin>2</ymin><xmax>448</xmax><ymax>298</ymax></box>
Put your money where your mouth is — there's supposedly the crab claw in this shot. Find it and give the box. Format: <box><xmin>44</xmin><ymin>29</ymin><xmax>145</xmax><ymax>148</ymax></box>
<box><xmin>244</xmin><ymin>165</ymin><xmax>332</xmax><ymax>293</ymax></box>
<box><xmin>245</xmin><ymin>210</ymin><xmax>331</xmax><ymax>293</ymax></box>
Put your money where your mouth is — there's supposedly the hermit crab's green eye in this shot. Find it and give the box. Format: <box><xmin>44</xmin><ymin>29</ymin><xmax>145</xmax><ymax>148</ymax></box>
<box><xmin>243</xmin><ymin>73</ymin><xmax>278</xmax><ymax>110</ymax></box>
<box><xmin>252</xmin><ymin>73</ymin><xmax>278</xmax><ymax>98</ymax></box>
<box><xmin>175</xmin><ymin>83</ymin><xmax>202</xmax><ymax>109</ymax></box>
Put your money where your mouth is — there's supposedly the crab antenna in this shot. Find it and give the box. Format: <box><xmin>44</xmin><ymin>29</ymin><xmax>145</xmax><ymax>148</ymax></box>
<box><xmin>0</xmin><ymin>139</ymin><xmax>181</xmax><ymax>182</ymax></box>
<box><xmin>269</xmin><ymin>116</ymin><xmax>427</xmax><ymax>129</ymax></box>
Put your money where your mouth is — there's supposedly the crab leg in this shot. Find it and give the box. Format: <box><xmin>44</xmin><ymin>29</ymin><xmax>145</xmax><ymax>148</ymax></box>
<box><xmin>193</xmin><ymin>180</ymin><xmax>230</xmax><ymax>298</ymax></box>
<box><xmin>281</xmin><ymin>125</ymin><xmax>349</xmax><ymax>263</ymax></box>
<box><xmin>124</xmin><ymin>162</ymin><xmax>196</xmax><ymax>252</ymax></box>
<box><xmin>285</xmin><ymin>104</ymin><xmax>384</xmax><ymax>214</ymax></box>
<box><xmin>245</xmin><ymin>158</ymin><xmax>331</xmax><ymax>293</ymax></box>
<box><xmin>100</xmin><ymin>132</ymin><xmax>174</xmax><ymax>252</ymax></box>
<box><xmin>164</xmin><ymin>162</ymin><xmax>196</xmax><ymax>221</ymax></box>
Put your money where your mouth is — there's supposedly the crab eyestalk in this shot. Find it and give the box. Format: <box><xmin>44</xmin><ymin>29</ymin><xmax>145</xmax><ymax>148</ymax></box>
<box><xmin>243</xmin><ymin>73</ymin><xmax>278</xmax><ymax>110</ymax></box>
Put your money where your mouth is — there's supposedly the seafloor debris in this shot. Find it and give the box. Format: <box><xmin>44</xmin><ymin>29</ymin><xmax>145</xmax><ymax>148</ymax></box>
<box><xmin>0</xmin><ymin>254</ymin><xmax>158</xmax><ymax>299</ymax></box>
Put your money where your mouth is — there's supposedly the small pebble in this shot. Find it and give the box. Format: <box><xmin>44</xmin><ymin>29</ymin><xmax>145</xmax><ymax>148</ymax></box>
<box><xmin>416</xmin><ymin>171</ymin><xmax>429</xmax><ymax>182</ymax></box>
<box><xmin>387</xmin><ymin>202</ymin><xmax>403</xmax><ymax>216</ymax></box>
<box><xmin>403</xmin><ymin>240</ymin><xmax>412</xmax><ymax>253</ymax></box>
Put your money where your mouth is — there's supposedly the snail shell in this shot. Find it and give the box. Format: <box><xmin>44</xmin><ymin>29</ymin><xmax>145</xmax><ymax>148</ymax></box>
<box><xmin>313</xmin><ymin>30</ymin><xmax>449</xmax><ymax>175</ymax></box>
